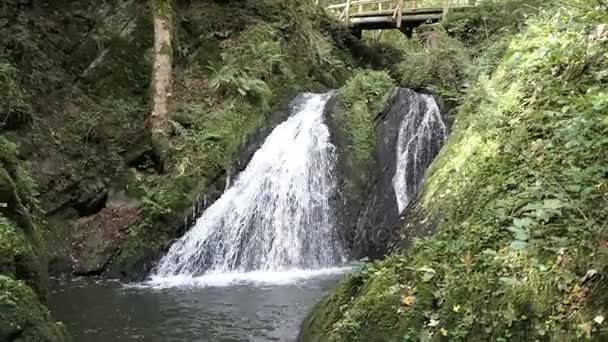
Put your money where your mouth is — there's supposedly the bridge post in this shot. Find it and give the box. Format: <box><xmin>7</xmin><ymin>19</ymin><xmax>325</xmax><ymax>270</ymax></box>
<box><xmin>345</xmin><ymin>0</ymin><xmax>351</xmax><ymax>24</ymax></box>
<box><xmin>396</xmin><ymin>0</ymin><xmax>404</xmax><ymax>28</ymax></box>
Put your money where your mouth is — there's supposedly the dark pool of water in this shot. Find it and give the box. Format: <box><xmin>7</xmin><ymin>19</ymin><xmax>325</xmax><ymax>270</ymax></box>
<box><xmin>49</xmin><ymin>274</ymin><xmax>342</xmax><ymax>342</ymax></box>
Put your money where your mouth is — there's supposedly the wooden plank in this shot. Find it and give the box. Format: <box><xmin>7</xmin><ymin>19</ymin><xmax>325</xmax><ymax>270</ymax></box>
<box><xmin>326</xmin><ymin>0</ymin><xmax>395</xmax><ymax>10</ymax></box>
<box><xmin>349</xmin><ymin>12</ymin><xmax>443</xmax><ymax>26</ymax></box>
<box><xmin>442</xmin><ymin>0</ymin><xmax>453</xmax><ymax>21</ymax></box>
<box><xmin>350</xmin><ymin>5</ymin><xmax>467</xmax><ymax>17</ymax></box>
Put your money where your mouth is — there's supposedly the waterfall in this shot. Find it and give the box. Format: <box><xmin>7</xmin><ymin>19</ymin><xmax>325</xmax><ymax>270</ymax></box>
<box><xmin>152</xmin><ymin>93</ymin><xmax>346</xmax><ymax>282</ymax></box>
<box><xmin>392</xmin><ymin>92</ymin><xmax>447</xmax><ymax>213</ymax></box>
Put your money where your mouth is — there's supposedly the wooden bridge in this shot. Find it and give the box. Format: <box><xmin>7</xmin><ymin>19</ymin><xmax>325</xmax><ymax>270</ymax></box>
<box><xmin>319</xmin><ymin>0</ymin><xmax>476</xmax><ymax>35</ymax></box>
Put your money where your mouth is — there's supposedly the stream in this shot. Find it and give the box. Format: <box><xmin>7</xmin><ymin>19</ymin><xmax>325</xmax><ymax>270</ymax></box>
<box><xmin>49</xmin><ymin>271</ymin><xmax>344</xmax><ymax>342</ymax></box>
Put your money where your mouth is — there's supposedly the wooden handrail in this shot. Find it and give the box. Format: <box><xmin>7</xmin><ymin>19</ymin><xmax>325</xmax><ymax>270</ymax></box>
<box><xmin>326</xmin><ymin>0</ymin><xmax>395</xmax><ymax>10</ymax></box>
<box><xmin>325</xmin><ymin>0</ymin><xmax>475</xmax><ymax>27</ymax></box>
<box><xmin>345</xmin><ymin>0</ymin><xmax>352</xmax><ymax>24</ymax></box>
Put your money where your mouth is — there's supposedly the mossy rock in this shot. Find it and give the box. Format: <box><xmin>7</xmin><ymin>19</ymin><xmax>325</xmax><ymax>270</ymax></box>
<box><xmin>0</xmin><ymin>275</ymin><xmax>68</xmax><ymax>342</ymax></box>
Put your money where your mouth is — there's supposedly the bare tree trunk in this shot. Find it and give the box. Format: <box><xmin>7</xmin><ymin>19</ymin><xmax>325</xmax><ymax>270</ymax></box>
<box><xmin>150</xmin><ymin>0</ymin><xmax>173</xmax><ymax>171</ymax></box>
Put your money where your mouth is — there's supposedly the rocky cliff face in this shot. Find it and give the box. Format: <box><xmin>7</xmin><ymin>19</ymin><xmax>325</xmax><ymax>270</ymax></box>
<box><xmin>2</xmin><ymin>0</ymin><xmax>361</xmax><ymax>283</ymax></box>
<box><xmin>0</xmin><ymin>137</ymin><xmax>68</xmax><ymax>341</ymax></box>
<box><xmin>326</xmin><ymin>87</ymin><xmax>449</xmax><ymax>260</ymax></box>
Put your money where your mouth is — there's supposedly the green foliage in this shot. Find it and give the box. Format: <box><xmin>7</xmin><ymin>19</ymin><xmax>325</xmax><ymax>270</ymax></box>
<box><xmin>446</xmin><ymin>0</ymin><xmax>544</xmax><ymax>50</ymax></box>
<box><xmin>339</xmin><ymin>70</ymin><xmax>394</xmax><ymax>161</ymax></box>
<box><xmin>303</xmin><ymin>1</ymin><xmax>608</xmax><ymax>341</ymax></box>
<box><xmin>0</xmin><ymin>216</ymin><xmax>30</xmax><ymax>270</ymax></box>
<box><xmin>0</xmin><ymin>59</ymin><xmax>28</xmax><ymax>129</ymax></box>
<box><xmin>207</xmin><ymin>24</ymin><xmax>283</xmax><ymax>107</ymax></box>
<box><xmin>397</xmin><ymin>28</ymin><xmax>469</xmax><ymax>94</ymax></box>
<box><xmin>0</xmin><ymin>275</ymin><xmax>68</xmax><ymax>341</ymax></box>
<box><xmin>208</xmin><ymin>64</ymin><xmax>273</xmax><ymax>107</ymax></box>
<box><xmin>0</xmin><ymin>135</ymin><xmax>65</xmax><ymax>339</ymax></box>
<box><xmin>365</xmin><ymin>28</ymin><xmax>470</xmax><ymax>96</ymax></box>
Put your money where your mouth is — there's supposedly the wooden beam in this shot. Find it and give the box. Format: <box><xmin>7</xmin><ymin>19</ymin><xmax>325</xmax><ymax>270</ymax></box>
<box><xmin>326</xmin><ymin>0</ymin><xmax>395</xmax><ymax>10</ymax></box>
<box><xmin>345</xmin><ymin>0</ymin><xmax>352</xmax><ymax>24</ymax></box>
<box><xmin>442</xmin><ymin>0</ymin><xmax>453</xmax><ymax>21</ymax></box>
<box><xmin>396</xmin><ymin>0</ymin><xmax>403</xmax><ymax>28</ymax></box>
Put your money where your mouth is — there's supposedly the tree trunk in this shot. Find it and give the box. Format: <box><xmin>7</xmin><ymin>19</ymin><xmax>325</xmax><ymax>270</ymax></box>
<box><xmin>149</xmin><ymin>0</ymin><xmax>173</xmax><ymax>171</ymax></box>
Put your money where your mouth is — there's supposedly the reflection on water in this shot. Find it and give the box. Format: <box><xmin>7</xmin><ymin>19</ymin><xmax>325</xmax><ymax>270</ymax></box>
<box><xmin>49</xmin><ymin>273</ymin><xmax>343</xmax><ymax>342</ymax></box>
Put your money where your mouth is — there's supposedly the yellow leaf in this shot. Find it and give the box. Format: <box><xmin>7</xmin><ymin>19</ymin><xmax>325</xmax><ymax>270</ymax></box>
<box><xmin>401</xmin><ymin>295</ymin><xmax>415</xmax><ymax>306</ymax></box>
<box><xmin>440</xmin><ymin>328</ymin><xmax>448</xmax><ymax>336</ymax></box>
<box><xmin>453</xmin><ymin>305</ymin><xmax>461</xmax><ymax>312</ymax></box>
<box><xmin>594</xmin><ymin>315</ymin><xmax>605</xmax><ymax>325</ymax></box>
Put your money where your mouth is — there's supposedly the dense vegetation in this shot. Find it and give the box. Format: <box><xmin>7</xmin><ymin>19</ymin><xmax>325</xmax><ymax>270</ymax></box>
<box><xmin>301</xmin><ymin>0</ymin><xmax>608</xmax><ymax>340</ymax></box>
<box><xmin>2</xmin><ymin>0</ymin><xmax>607</xmax><ymax>340</ymax></box>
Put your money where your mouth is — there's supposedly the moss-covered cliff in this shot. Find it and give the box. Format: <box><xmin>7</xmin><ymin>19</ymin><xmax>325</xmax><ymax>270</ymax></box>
<box><xmin>0</xmin><ymin>137</ymin><xmax>68</xmax><ymax>341</ymax></box>
<box><xmin>1</xmin><ymin>0</ymin><xmax>362</xmax><ymax>280</ymax></box>
<box><xmin>301</xmin><ymin>0</ymin><xmax>608</xmax><ymax>340</ymax></box>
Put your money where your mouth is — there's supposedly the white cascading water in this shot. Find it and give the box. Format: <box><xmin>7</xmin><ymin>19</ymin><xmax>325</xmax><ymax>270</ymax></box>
<box><xmin>150</xmin><ymin>93</ymin><xmax>346</xmax><ymax>286</ymax></box>
<box><xmin>392</xmin><ymin>92</ymin><xmax>447</xmax><ymax>213</ymax></box>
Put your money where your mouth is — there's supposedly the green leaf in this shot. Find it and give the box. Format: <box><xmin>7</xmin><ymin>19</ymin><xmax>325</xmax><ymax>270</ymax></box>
<box><xmin>542</xmin><ymin>199</ymin><xmax>565</xmax><ymax>210</ymax></box>
<box><xmin>499</xmin><ymin>277</ymin><xmax>520</xmax><ymax>286</ymax></box>
<box><xmin>513</xmin><ymin>217</ymin><xmax>534</xmax><ymax>229</ymax></box>
<box><xmin>510</xmin><ymin>240</ymin><xmax>528</xmax><ymax>251</ymax></box>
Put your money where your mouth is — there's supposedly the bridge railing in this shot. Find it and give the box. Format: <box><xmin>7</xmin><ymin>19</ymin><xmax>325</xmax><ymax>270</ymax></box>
<box><xmin>323</xmin><ymin>0</ymin><xmax>474</xmax><ymax>26</ymax></box>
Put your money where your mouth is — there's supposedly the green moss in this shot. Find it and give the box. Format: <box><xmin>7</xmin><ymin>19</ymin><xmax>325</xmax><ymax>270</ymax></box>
<box><xmin>0</xmin><ymin>59</ymin><xmax>28</xmax><ymax>129</ymax></box>
<box><xmin>363</xmin><ymin>28</ymin><xmax>470</xmax><ymax>97</ymax></box>
<box><xmin>303</xmin><ymin>1</ymin><xmax>608</xmax><ymax>341</ymax></box>
<box><xmin>0</xmin><ymin>135</ymin><xmax>67</xmax><ymax>340</ymax></box>
<box><xmin>81</xmin><ymin>30</ymin><xmax>152</xmax><ymax>97</ymax></box>
<box><xmin>153</xmin><ymin>0</ymin><xmax>173</xmax><ymax>18</ymax></box>
<box><xmin>339</xmin><ymin>70</ymin><xmax>394</xmax><ymax>162</ymax></box>
<box><xmin>0</xmin><ymin>275</ymin><xmax>68</xmax><ymax>342</ymax></box>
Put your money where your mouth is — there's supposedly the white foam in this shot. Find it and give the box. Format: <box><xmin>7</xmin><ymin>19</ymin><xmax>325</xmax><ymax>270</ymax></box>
<box><xmin>140</xmin><ymin>267</ymin><xmax>350</xmax><ymax>289</ymax></box>
<box><xmin>153</xmin><ymin>92</ymin><xmax>346</xmax><ymax>278</ymax></box>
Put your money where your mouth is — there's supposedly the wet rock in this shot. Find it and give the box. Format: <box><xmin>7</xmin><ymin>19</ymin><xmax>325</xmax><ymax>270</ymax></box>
<box><xmin>71</xmin><ymin>205</ymin><xmax>140</xmax><ymax>276</ymax></box>
<box><xmin>325</xmin><ymin>88</ymin><xmax>448</xmax><ymax>259</ymax></box>
<box><xmin>73</xmin><ymin>178</ymin><xmax>108</xmax><ymax>216</ymax></box>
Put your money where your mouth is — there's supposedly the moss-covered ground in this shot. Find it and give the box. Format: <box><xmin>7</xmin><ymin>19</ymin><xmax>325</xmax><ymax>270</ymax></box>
<box><xmin>301</xmin><ymin>1</ymin><xmax>608</xmax><ymax>340</ymax></box>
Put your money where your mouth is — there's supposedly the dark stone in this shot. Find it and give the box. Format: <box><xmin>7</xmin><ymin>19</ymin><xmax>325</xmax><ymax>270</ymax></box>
<box><xmin>72</xmin><ymin>178</ymin><xmax>108</xmax><ymax>217</ymax></box>
<box><xmin>325</xmin><ymin>88</ymin><xmax>448</xmax><ymax>260</ymax></box>
<box><xmin>71</xmin><ymin>205</ymin><xmax>140</xmax><ymax>276</ymax></box>
<box><xmin>48</xmin><ymin>256</ymin><xmax>72</xmax><ymax>277</ymax></box>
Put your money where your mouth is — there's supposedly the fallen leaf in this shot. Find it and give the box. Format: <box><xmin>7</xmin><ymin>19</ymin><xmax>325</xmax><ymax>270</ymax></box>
<box><xmin>453</xmin><ymin>305</ymin><xmax>461</xmax><ymax>313</ymax></box>
<box><xmin>440</xmin><ymin>328</ymin><xmax>448</xmax><ymax>336</ymax></box>
<box><xmin>594</xmin><ymin>315</ymin><xmax>605</xmax><ymax>325</ymax></box>
<box><xmin>402</xmin><ymin>295</ymin><xmax>415</xmax><ymax>306</ymax></box>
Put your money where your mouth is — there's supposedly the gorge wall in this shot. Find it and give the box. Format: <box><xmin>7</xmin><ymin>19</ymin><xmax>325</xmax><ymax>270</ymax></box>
<box><xmin>300</xmin><ymin>1</ymin><xmax>608</xmax><ymax>341</ymax></box>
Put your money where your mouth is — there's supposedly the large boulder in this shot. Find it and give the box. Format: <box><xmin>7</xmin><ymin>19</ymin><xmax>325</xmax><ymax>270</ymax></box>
<box><xmin>70</xmin><ymin>204</ymin><xmax>140</xmax><ymax>276</ymax></box>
